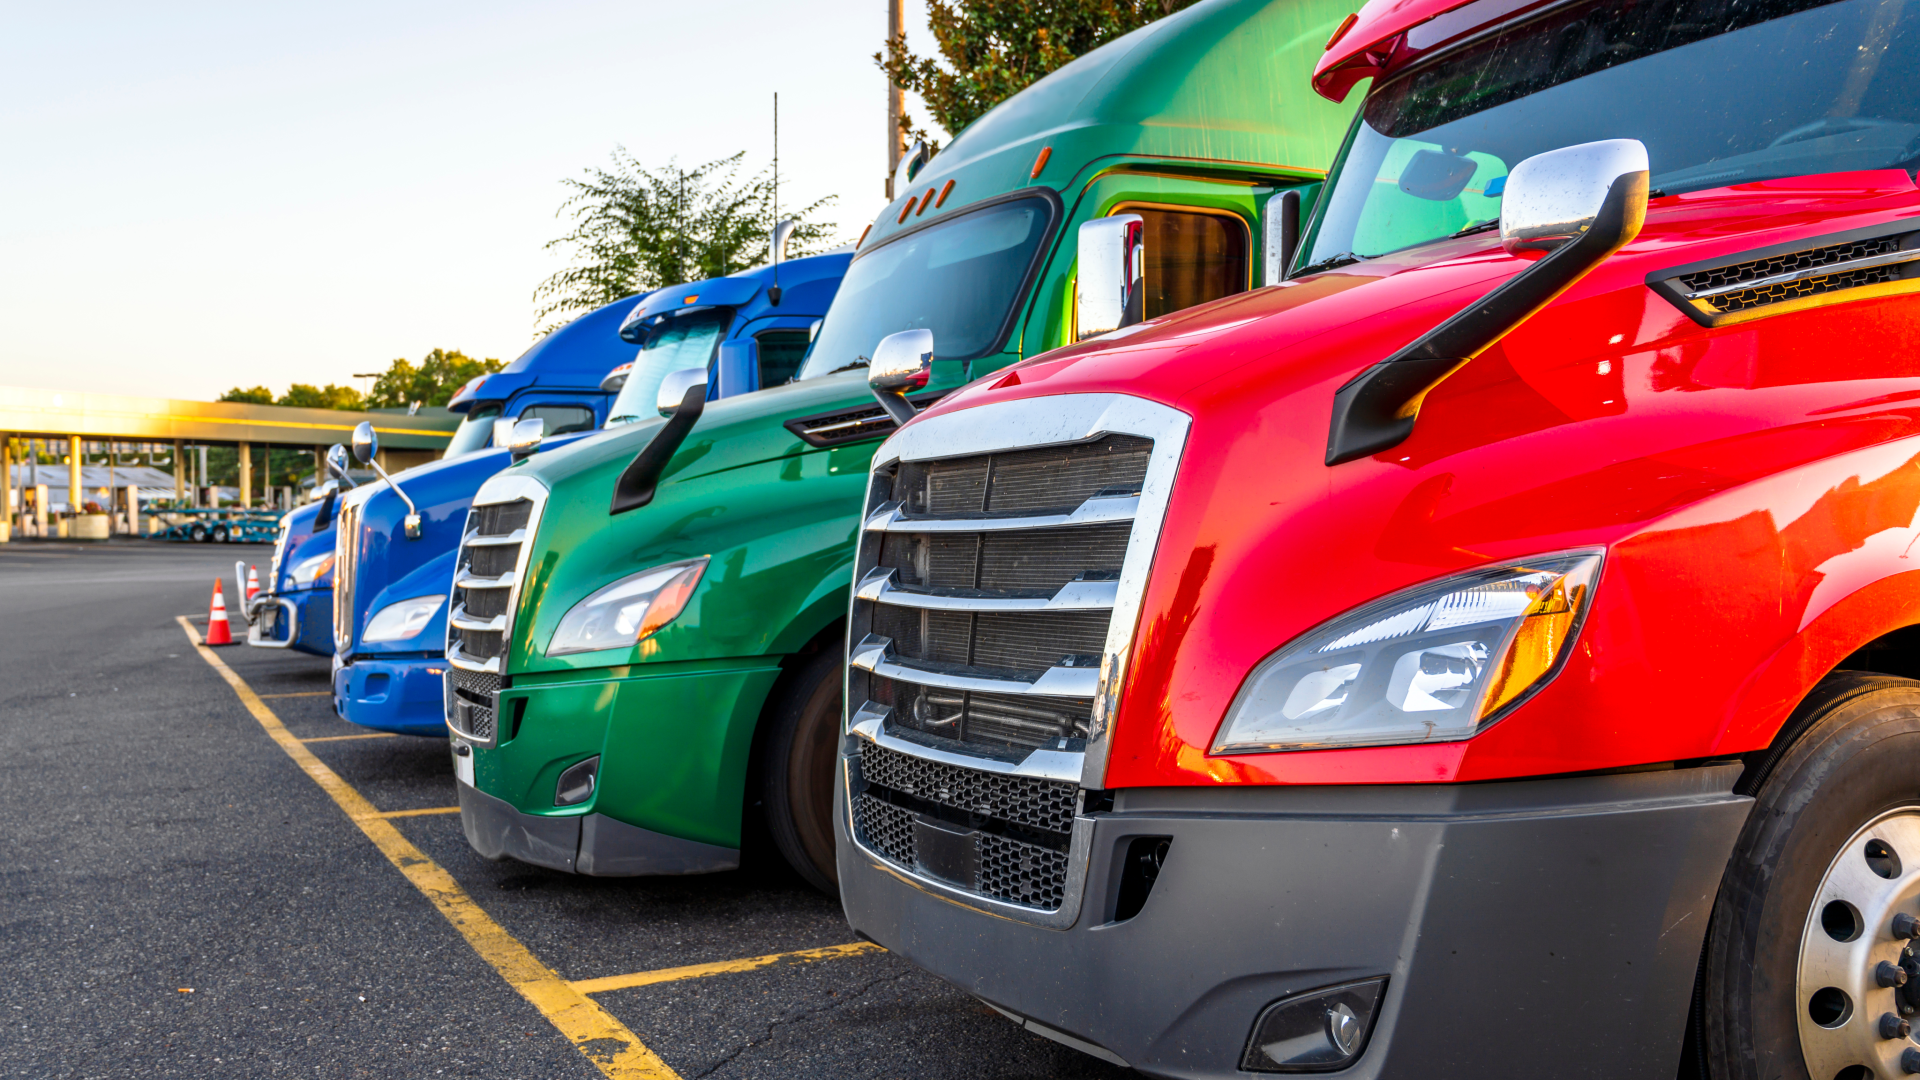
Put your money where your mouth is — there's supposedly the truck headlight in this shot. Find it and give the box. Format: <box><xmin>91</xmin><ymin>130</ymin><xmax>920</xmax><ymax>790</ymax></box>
<box><xmin>546</xmin><ymin>557</ymin><xmax>707</xmax><ymax>657</ymax></box>
<box><xmin>1213</xmin><ymin>550</ymin><xmax>1601</xmax><ymax>754</ymax></box>
<box><xmin>363</xmin><ymin>595</ymin><xmax>444</xmax><ymax>642</ymax></box>
<box><xmin>289</xmin><ymin>551</ymin><xmax>335</xmax><ymax>588</ymax></box>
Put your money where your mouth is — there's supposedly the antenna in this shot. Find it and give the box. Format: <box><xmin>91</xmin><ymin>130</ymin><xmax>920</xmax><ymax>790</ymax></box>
<box><xmin>770</xmin><ymin>92</ymin><xmax>783</xmax><ymax>306</ymax></box>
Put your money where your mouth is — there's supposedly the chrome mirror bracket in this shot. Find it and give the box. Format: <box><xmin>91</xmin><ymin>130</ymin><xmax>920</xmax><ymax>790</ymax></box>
<box><xmin>866</xmin><ymin>329</ymin><xmax>933</xmax><ymax>426</ymax></box>
<box><xmin>351</xmin><ymin>420</ymin><xmax>425</xmax><ymax>538</ymax></box>
<box><xmin>1325</xmin><ymin>139</ymin><xmax>1650</xmax><ymax>465</ymax></box>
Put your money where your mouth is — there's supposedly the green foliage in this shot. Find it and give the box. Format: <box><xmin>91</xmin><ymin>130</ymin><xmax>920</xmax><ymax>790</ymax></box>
<box><xmin>366</xmin><ymin>349</ymin><xmax>504</xmax><ymax>409</ymax></box>
<box><xmin>277</xmin><ymin>383</ymin><xmax>366</xmax><ymax>411</ymax></box>
<box><xmin>219</xmin><ymin>386</ymin><xmax>275</xmax><ymax>405</ymax></box>
<box><xmin>877</xmin><ymin>0</ymin><xmax>1199</xmax><ymax>140</ymax></box>
<box><xmin>534</xmin><ymin>150</ymin><xmax>838</xmax><ymax>333</ymax></box>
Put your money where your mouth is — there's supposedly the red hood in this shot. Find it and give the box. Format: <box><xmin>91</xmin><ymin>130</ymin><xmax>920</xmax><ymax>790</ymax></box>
<box><xmin>913</xmin><ymin>170</ymin><xmax>1920</xmax><ymax>787</ymax></box>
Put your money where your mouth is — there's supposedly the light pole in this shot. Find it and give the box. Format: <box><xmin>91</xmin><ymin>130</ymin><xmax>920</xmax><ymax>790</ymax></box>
<box><xmin>886</xmin><ymin>0</ymin><xmax>904</xmax><ymax>199</ymax></box>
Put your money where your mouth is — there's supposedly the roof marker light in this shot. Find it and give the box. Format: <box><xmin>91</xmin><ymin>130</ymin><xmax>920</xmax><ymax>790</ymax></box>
<box><xmin>1325</xmin><ymin>12</ymin><xmax>1358</xmax><ymax>51</ymax></box>
<box><xmin>935</xmin><ymin>179</ymin><xmax>955</xmax><ymax>208</ymax></box>
<box><xmin>1029</xmin><ymin>146</ymin><xmax>1052</xmax><ymax>179</ymax></box>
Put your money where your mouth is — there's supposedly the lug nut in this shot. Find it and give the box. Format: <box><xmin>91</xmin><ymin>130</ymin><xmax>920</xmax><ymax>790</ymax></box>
<box><xmin>1897</xmin><ymin>914</ymin><xmax>1920</xmax><ymax>940</ymax></box>
<box><xmin>1903</xmin><ymin>1047</ymin><xmax>1920</xmax><ymax>1074</ymax></box>
<box><xmin>1883</xmin><ymin>1013</ymin><xmax>1912</xmax><ymax>1039</ymax></box>
<box><xmin>1882</xmin><ymin>962</ymin><xmax>1911</xmax><ymax>988</ymax></box>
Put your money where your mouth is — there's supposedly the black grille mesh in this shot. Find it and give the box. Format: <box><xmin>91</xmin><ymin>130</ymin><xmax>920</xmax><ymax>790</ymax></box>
<box><xmin>979</xmin><ymin>833</ymin><xmax>1069</xmax><ymax>909</ymax></box>
<box><xmin>466</xmin><ymin>545</ymin><xmax>518</xmax><ymax>579</ymax></box>
<box><xmin>879</xmin><ymin>525</ymin><xmax>1131</xmax><ymax>592</ymax></box>
<box><xmin>1682</xmin><ymin>235</ymin><xmax>1911</xmax><ymax>314</ymax></box>
<box><xmin>858</xmin><ymin>741</ymin><xmax>1076</xmax><ymax>833</ymax></box>
<box><xmin>872</xmin><ymin>676</ymin><xmax>1093</xmax><ymax>750</ymax></box>
<box><xmin>451</xmin><ymin>667</ymin><xmax>499</xmax><ymax>700</ymax></box>
<box><xmin>872</xmin><ymin>606</ymin><xmax>1109</xmax><ymax>672</ymax></box>
<box><xmin>854</xmin><ymin>794</ymin><xmax>916</xmax><ymax>865</ymax></box>
<box><xmin>1708</xmin><ymin>263</ymin><xmax>1905</xmax><ymax>313</ymax></box>
<box><xmin>474</xmin><ymin>500</ymin><xmax>533</xmax><ymax>536</ymax></box>
<box><xmin>894</xmin><ymin>435</ymin><xmax>1151</xmax><ymax>517</ymax></box>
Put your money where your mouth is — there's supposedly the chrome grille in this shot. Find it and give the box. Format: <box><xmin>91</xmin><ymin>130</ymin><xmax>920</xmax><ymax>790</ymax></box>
<box><xmin>445</xmin><ymin>480</ymin><xmax>546</xmax><ymax>746</ymax></box>
<box><xmin>844</xmin><ymin>400</ymin><xmax>1189</xmax><ymax>926</ymax></box>
<box><xmin>331</xmin><ymin>499</ymin><xmax>361</xmax><ymax>652</ymax></box>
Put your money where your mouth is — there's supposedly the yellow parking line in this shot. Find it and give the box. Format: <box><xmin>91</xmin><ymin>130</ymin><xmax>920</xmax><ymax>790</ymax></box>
<box><xmin>301</xmin><ymin>732</ymin><xmax>397</xmax><ymax>742</ymax></box>
<box><xmin>374</xmin><ymin>806</ymin><xmax>462</xmax><ymax>819</ymax></box>
<box><xmin>175</xmin><ymin>617</ymin><xmax>681</xmax><ymax>1080</ymax></box>
<box><xmin>571</xmin><ymin>942</ymin><xmax>886</xmax><ymax>996</ymax></box>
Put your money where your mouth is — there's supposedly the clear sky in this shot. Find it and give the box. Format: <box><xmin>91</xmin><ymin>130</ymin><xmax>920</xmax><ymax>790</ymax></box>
<box><xmin>0</xmin><ymin>0</ymin><xmax>934</xmax><ymax>403</ymax></box>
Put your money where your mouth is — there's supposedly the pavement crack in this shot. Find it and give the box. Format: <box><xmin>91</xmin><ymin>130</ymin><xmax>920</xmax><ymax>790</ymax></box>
<box><xmin>689</xmin><ymin>969</ymin><xmax>916</xmax><ymax>1078</ymax></box>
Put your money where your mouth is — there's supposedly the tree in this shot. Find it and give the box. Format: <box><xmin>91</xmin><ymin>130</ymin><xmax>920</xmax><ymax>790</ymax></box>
<box><xmin>877</xmin><ymin>0</ymin><xmax>1198</xmax><ymax>142</ymax></box>
<box><xmin>366</xmin><ymin>349</ymin><xmax>504</xmax><ymax>409</ymax></box>
<box><xmin>533</xmin><ymin>150</ymin><xmax>838</xmax><ymax>333</ymax></box>
<box><xmin>219</xmin><ymin>386</ymin><xmax>274</xmax><ymax>405</ymax></box>
<box><xmin>277</xmin><ymin>383</ymin><xmax>366</xmax><ymax>411</ymax></box>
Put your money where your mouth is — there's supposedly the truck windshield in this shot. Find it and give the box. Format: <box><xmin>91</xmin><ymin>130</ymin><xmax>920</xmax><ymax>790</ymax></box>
<box><xmin>442</xmin><ymin>403</ymin><xmax>501</xmax><ymax>458</ymax></box>
<box><xmin>796</xmin><ymin>196</ymin><xmax>1053</xmax><ymax>380</ymax></box>
<box><xmin>1301</xmin><ymin>0</ymin><xmax>1920</xmax><ymax>269</ymax></box>
<box><xmin>604</xmin><ymin>308</ymin><xmax>732</xmax><ymax>426</ymax></box>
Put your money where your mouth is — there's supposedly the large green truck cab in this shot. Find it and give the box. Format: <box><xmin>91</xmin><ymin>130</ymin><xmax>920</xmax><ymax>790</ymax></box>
<box><xmin>445</xmin><ymin>0</ymin><xmax>1359</xmax><ymax>889</ymax></box>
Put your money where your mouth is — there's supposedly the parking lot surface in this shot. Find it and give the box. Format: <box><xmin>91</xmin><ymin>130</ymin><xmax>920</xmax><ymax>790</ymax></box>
<box><xmin>1</xmin><ymin>541</ymin><xmax>1133</xmax><ymax>1079</ymax></box>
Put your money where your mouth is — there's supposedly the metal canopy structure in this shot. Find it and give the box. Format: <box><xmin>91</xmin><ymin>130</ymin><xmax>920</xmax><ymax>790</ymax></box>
<box><xmin>0</xmin><ymin>385</ymin><xmax>459</xmax><ymax>449</ymax></box>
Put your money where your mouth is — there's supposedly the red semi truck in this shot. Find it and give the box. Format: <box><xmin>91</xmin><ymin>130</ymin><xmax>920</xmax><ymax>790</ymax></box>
<box><xmin>834</xmin><ymin>0</ymin><xmax>1920</xmax><ymax>1077</ymax></box>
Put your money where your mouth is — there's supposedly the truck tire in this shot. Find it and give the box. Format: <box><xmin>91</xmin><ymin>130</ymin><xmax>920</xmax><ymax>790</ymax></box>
<box><xmin>189</xmin><ymin>523</ymin><xmax>209</xmax><ymax>542</ymax></box>
<box><xmin>210</xmin><ymin>524</ymin><xmax>230</xmax><ymax>543</ymax></box>
<box><xmin>1704</xmin><ymin>672</ymin><xmax>1920</xmax><ymax>1080</ymax></box>
<box><xmin>760</xmin><ymin>645</ymin><xmax>842</xmax><ymax>895</ymax></box>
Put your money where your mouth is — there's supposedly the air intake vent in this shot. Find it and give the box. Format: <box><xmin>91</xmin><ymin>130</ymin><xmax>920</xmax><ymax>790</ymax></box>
<box><xmin>1650</xmin><ymin>224</ymin><xmax>1920</xmax><ymax>326</ymax></box>
<box><xmin>784</xmin><ymin>391</ymin><xmax>948</xmax><ymax>449</ymax></box>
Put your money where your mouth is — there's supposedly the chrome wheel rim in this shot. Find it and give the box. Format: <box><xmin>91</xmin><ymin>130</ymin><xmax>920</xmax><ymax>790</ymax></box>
<box><xmin>1798</xmin><ymin>807</ymin><xmax>1920</xmax><ymax>1079</ymax></box>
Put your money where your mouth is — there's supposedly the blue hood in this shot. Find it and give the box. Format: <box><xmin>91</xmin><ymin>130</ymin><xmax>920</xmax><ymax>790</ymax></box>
<box><xmin>274</xmin><ymin>497</ymin><xmax>335</xmax><ymax>593</ymax></box>
<box><xmin>448</xmin><ymin>295</ymin><xmax>646</xmax><ymax>414</ymax></box>
<box><xmin>338</xmin><ymin>432</ymin><xmax>598</xmax><ymax>655</ymax></box>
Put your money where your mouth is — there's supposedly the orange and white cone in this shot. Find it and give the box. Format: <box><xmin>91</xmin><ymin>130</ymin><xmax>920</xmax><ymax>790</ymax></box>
<box><xmin>245</xmin><ymin>565</ymin><xmax>260</xmax><ymax>602</ymax></box>
<box><xmin>205</xmin><ymin>580</ymin><xmax>233</xmax><ymax>646</ymax></box>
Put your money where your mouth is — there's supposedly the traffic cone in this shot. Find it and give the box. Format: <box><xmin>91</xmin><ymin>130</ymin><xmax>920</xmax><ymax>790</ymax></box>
<box><xmin>245</xmin><ymin>565</ymin><xmax>260</xmax><ymax>602</ymax></box>
<box><xmin>205</xmin><ymin>580</ymin><xmax>233</xmax><ymax>646</ymax></box>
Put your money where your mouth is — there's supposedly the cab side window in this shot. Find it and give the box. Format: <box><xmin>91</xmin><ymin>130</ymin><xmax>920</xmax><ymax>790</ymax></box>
<box><xmin>755</xmin><ymin>329</ymin><xmax>812</xmax><ymax>388</ymax></box>
<box><xmin>517</xmin><ymin>404</ymin><xmax>595</xmax><ymax>436</ymax></box>
<box><xmin>1128</xmin><ymin>206</ymin><xmax>1251</xmax><ymax>318</ymax></box>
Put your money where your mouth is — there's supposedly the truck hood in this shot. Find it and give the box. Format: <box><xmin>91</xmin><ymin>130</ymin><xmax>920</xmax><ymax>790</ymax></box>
<box><xmin>342</xmin><ymin>434</ymin><xmax>593</xmax><ymax>654</ymax></box>
<box><xmin>273</xmin><ymin>498</ymin><xmax>333</xmax><ymax>594</ymax></box>
<box><xmin>915</xmin><ymin>170</ymin><xmax>1920</xmax><ymax>786</ymax></box>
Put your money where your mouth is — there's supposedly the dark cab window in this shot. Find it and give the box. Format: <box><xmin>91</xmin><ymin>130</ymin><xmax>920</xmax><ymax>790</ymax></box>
<box><xmin>755</xmin><ymin>329</ymin><xmax>812</xmax><ymax>388</ymax></box>
<box><xmin>1126</xmin><ymin>206</ymin><xmax>1250</xmax><ymax>318</ymax></box>
<box><xmin>517</xmin><ymin>404</ymin><xmax>596</xmax><ymax>436</ymax></box>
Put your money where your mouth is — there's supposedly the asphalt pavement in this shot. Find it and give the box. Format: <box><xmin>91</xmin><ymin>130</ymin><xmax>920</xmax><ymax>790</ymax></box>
<box><xmin>0</xmin><ymin>540</ymin><xmax>1135</xmax><ymax>1079</ymax></box>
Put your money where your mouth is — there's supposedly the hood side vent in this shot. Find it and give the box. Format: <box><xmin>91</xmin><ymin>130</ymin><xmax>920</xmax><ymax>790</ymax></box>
<box><xmin>1649</xmin><ymin>222</ymin><xmax>1920</xmax><ymax>327</ymax></box>
<box><xmin>784</xmin><ymin>390</ymin><xmax>949</xmax><ymax>449</ymax></box>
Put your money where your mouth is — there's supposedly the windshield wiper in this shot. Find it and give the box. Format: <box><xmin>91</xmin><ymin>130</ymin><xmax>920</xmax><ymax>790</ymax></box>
<box><xmin>1294</xmin><ymin>251</ymin><xmax>1365</xmax><ymax>276</ymax></box>
<box><xmin>1450</xmin><ymin>218</ymin><xmax>1500</xmax><ymax>238</ymax></box>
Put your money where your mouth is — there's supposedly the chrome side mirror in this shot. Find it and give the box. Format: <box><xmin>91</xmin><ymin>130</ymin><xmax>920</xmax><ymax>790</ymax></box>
<box><xmin>867</xmin><ymin>329</ymin><xmax>932</xmax><ymax>426</ymax></box>
<box><xmin>492</xmin><ymin>417</ymin><xmax>516</xmax><ymax>448</ymax></box>
<box><xmin>1075</xmin><ymin>214</ymin><xmax>1143</xmax><ymax>341</ymax></box>
<box><xmin>325</xmin><ymin>444</ymin><xmax>351</xmax><ymax>482</ymax></box>
<box><xmin>656</xmin><ymin>367</ymin><xmax>709</xmax><ymax>417</ymax></box>
<box><xmin>350</xmin><ymin>420</ymin><xmax>424</xmax><ymax>539</ymax></box>
<box><xmin>1326</xmin><ymin>138</ymin><xmax>1649</xmax><ymax>465</ymax></box>
<box><xmin>351</xmin><ymin>421</ymin><xmax>377</xmax><ymax>464</ymax></box>
<box><xmin>600</xmin><ymin>361</ymin><xmax>632</xmax><ymax>393</ymax></box>
<box><xmin>1501</xmin><ymin>139</ymin><xmax>1651</xmax><ymax>253</ymax></box>
<box><xmin>505</xmin><ymin>418</ymin><xmax>546</xmax><ymax>461</ymax></box>
<box><xmin>1265</xmin><ymin>189</ymin><xmax>1302</xmax><ymax>285</ymax></box>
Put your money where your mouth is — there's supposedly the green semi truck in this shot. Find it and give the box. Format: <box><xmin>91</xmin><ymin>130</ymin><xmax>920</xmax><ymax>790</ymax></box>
<box><xmin>444</xmin><ymin>0</ymin><xmax>1358</xmax><ymax>890</ymax></box>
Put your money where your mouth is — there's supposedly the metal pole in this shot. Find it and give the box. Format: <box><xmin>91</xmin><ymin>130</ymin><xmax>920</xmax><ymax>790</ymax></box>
<box><xmin>173</xmin><ymin>440</ymin><xmax>184</xmax><ymax>504</ymax></box>
<box><xmin>198</xmin><ymin>445</ymin><xmax>208</xmax><ymax>506</ymax></box>
<box><xmin>0</xmin><ymin>435</ymin><xmax>11</xmax><ymax>543</ymax></box>
<box><xmin>239</xmin><ymin>440</ymin><xmax>252</xmax><ymax>508</ymax></box>
<box><xmin>68</xmin><ymin>435</ymin><xmax>81</xmax><ymax>521</ymax></box>
<box><xmin>886</xmin><ymin>0</ymin><xmax>904</xmax><ymax>199</ymax></box>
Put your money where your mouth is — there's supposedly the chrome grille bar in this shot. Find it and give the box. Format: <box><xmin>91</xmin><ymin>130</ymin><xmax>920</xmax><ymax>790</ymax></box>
<box><xmin>443</xmin><ymin>475</ymin><xmax>548</xmax><ymax>746</ymax></box>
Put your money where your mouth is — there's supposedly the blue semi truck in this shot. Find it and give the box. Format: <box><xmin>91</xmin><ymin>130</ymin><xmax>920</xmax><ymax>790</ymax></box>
<box><xmin>332</xmin><ymin>249</ymin><xmax>851</xmax><ymax>735</ymax></box>
<box><xmin>245</xmin><ymin>295</ymin><xmax>648</xmax><ymax>656</ymax></box>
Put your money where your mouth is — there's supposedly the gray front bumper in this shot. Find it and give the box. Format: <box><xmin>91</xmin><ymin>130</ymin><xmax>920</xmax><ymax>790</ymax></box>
<box><xmin>837</xmin><ymin>763</ymin><xmax>1750</xmax><ymax>1079</ymax></box>
<box><xmin>456</xmin><ymin>779</ymin><xmax>738</xmax><ymax>876</ymax></box>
